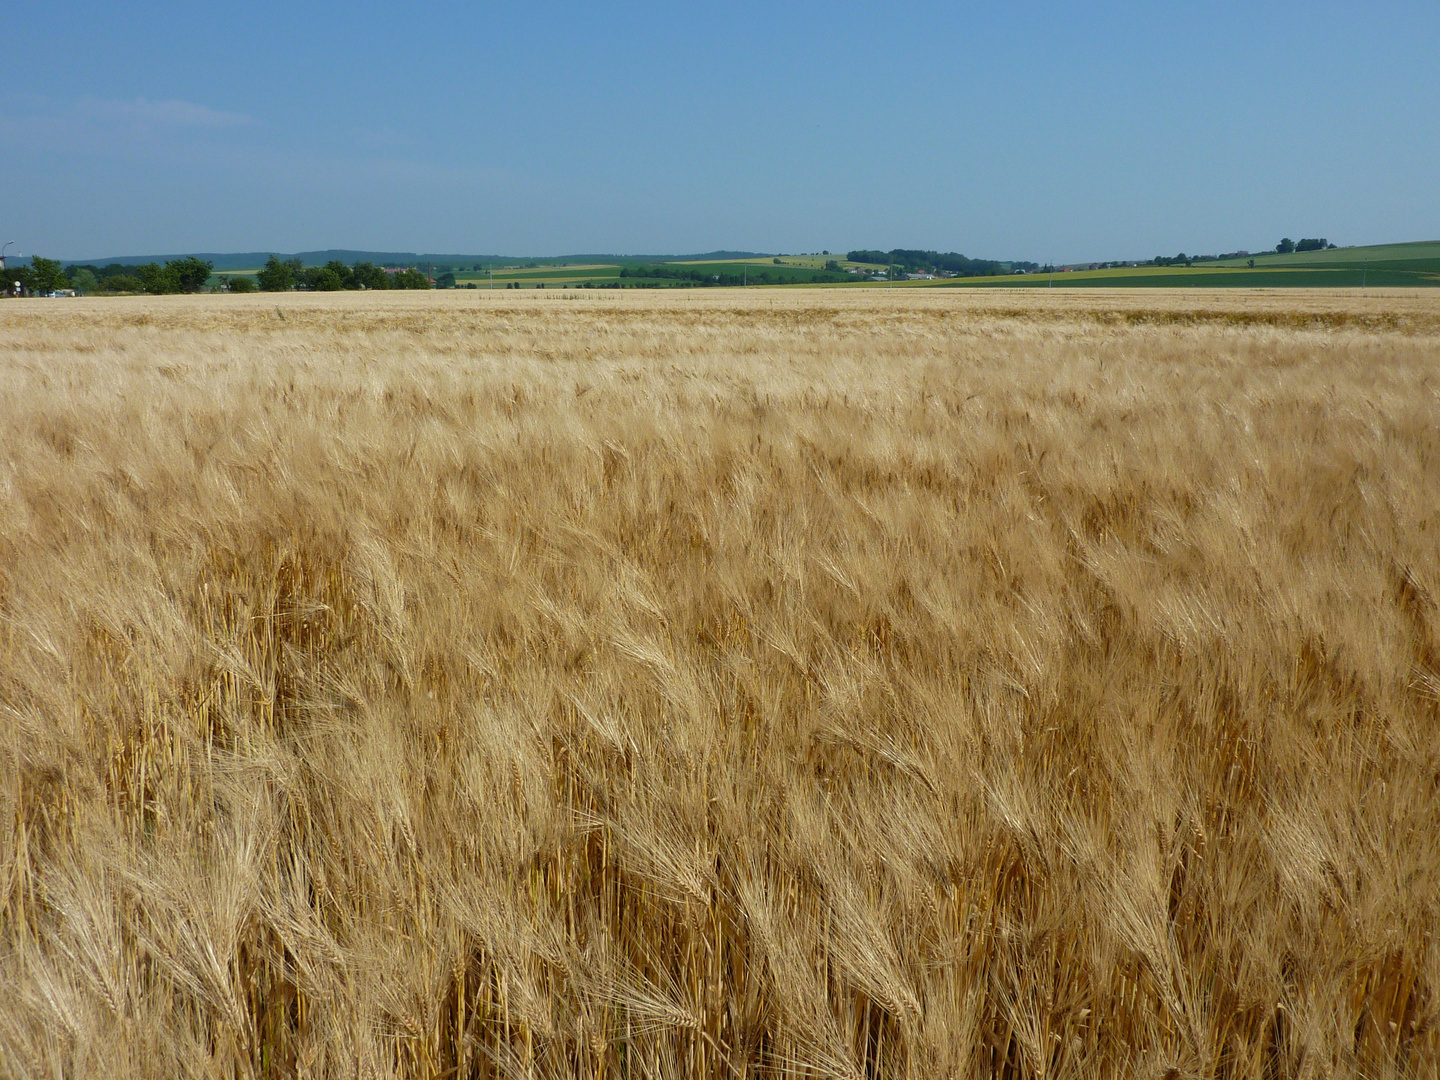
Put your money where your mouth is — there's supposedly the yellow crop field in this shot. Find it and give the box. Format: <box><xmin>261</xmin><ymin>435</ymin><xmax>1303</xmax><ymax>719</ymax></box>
<box><xmin>2</xmin><ymin>289</ymin><xmax>1438</xmax><ymax>1079</ymax></box>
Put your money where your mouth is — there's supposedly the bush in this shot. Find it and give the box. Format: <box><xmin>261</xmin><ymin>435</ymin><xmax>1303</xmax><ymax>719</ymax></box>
<box><xmin>227</xmin><ymin>275</ymin><xmax>257</xmax><ymax>293</ymax></box>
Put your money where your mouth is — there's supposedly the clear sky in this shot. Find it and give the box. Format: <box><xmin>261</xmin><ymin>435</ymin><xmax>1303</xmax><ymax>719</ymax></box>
<box><xmin>3</xmin><ymin>3</ymin><xmax>1436</xmax><ymax>263</ymax></box>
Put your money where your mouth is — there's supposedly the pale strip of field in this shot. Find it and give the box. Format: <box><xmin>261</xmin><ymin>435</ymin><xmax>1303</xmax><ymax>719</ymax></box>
<box><xmin>456</xmin><ymin>262</ymin><xmax>619</xmax><ymax>273</ymax></box>
<box><xmin>1</xmin><ymin>289</ymin><xmax>1437</xmax><ymax>1079</ymax></box>
<box><xmin>9</xmin><ymin>283</ymin><xmax>1436</xmax><ymax>321</ymax></box>
<box><xmin>668</xmin><ymin>256</ymin><xmax>832</xmax><ymax>266</ymax></box>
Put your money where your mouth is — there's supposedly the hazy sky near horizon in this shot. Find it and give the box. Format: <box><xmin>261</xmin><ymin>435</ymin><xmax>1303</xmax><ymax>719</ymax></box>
<box><xmin>4</xmin><ymin>3</ymin><xmax>1437</xmax><ymax>263</ymax></box>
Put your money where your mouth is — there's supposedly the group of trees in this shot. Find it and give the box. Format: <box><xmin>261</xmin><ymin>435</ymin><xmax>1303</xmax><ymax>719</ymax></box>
<box><xmin>8</xmin><ymin>256</ymin><xmax>214</xmax><ymax>295</ymax></box>
<box><xmin>4</xmin><ymin>255</ymin><xmax>441</xmax><ymax>296</ymax></box>
<box><xmin>61</xmin><ymin>262</ymin><xmax>148</xmax><ymax>293</ymax></box>
<box><xmin>255</xmin><ymin>256</ymin><xmax>430</xmax><ymax>291</ymax></box>
<box><xmin>7</xmin><ymin>256</ymin><xmax>69</xmax><ymax>294</ymax></box>
<box><xmin>1276</xmin><ymin>237</ymin><xmax>1334</xmax><ymax>254</ymax></box>
<box><xmin>846</xmin><ymin>250</ymin><xmax>1026</xmax><ymax>277</ymax></box>
<box><xmin>1151</xmin><ymin>238</ymin><xmax>1337</xmax><ymax>266</ymax></box>
<box><xmin>135</xmin><ymin>257</ymin><xmax>215</xmax><ymax>294</ymax></box>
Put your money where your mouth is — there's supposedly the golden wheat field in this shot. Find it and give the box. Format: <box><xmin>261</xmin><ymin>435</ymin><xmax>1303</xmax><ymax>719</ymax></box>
<box><xmin>2</xmin><ymin>288</ymin><xmax>1439</xmax><ymax>1080</ymax></box>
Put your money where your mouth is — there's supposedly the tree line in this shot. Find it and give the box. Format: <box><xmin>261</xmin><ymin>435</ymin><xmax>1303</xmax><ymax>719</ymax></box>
<box><xmin>5</xmin><ymin>255</ymin><xmax>436</xmax><ymax>296</ymax></box>
<box><xmin>9</xmin><ymin>256</ymin><xmax>215</xmax><ymax>295</ymax></box>
<box><xmin>1149</xmin><ymin>238</ymin><xmax>1337</xmax><ymax>266</ymax></box>
<box><xmin>846</xmin><ymin>250</ymin><xmax>1032</xmax><ymax>276</ymax></box>
<box><xmin>254</xmin><ymin>257</ymin><xmax>431</xmax><ymax>291</ymax></box>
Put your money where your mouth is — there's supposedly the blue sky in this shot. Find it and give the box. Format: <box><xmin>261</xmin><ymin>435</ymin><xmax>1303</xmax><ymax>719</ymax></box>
<box><xmin>3</xmin><ymin>3</ymin><xmax>1436</xmax><ymax>262</ymax></box>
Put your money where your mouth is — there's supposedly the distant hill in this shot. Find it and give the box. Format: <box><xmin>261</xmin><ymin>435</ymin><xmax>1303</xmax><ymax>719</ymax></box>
<box><xmin>39</xmin><ymin>240</ymin><xmax>1439</xmax><ymax>289</ymax></box>
<box><xmin>1198</xmin><ymin>240</ymin><xmax>1440</xmax><ymax>267</ymax></box>
<box><xmin>58</xmin><ymin>250</ymin><xmax>774</xmax><ymax>271</ymax></box>
<box><xmin>941</xmin><ymin>238</ymin><xmax>1440</xmax><ymax>290</ymax></box>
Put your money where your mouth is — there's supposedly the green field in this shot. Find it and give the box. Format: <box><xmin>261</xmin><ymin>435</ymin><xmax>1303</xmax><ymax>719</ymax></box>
<box><xmin>942</xmin><ymin>267</ymin><xmax>1440</xmax><ymax>289</ymax></box>
<box><xmin>1201</xmin><ymin>240</ymin><xmax>1440</xmax><ymax>267</ymax></box>
<box><xmin>942</xmin><ymin>242</ymin><xmax>1440</xmax><ymax>289</ymax></box>
<box><xmin>462</xmin><ymin>242</ymin><xmax>1440</xmax><ymax>290</ymax></box>
<box><xmin>454</xmin><ymin>258</ymin><xmax>858</xmax><ymax>289</ymax></box>
<box><xmin>198</xmin><ymin>241</ymin><xmax>1440</xmax><ymax>291</ymax></box>
<box><xmin>457</xmin><ymin>266</ymin><xmax>613</xmax><ymax>285</ymax></box>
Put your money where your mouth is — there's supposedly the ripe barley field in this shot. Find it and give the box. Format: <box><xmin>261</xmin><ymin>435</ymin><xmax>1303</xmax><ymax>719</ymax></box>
<box><xmin>2</xmin><ymin>289</ymin><xmax>1439</xmax><ymax>1079</ymax></box>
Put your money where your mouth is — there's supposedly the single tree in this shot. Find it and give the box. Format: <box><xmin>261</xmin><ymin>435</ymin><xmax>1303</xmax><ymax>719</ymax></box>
<box><xmin>1276</xmin><ymin>238</ymin><xmax>1296</xmax><ymax>254</ymax></box>
<box><xmin>257</xmin><ymin>256</ymin><xmax>296</xmax><ymax>292</ymax></box>
<box><xmin>25</xmin><ymin>256</ymin><xmax>68</xmax><ymax>294</ymax></box>
<box><xmin>167</xmin><ymin>257</ymin><xmax>214</xmax><ymax>293</ymax></box>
